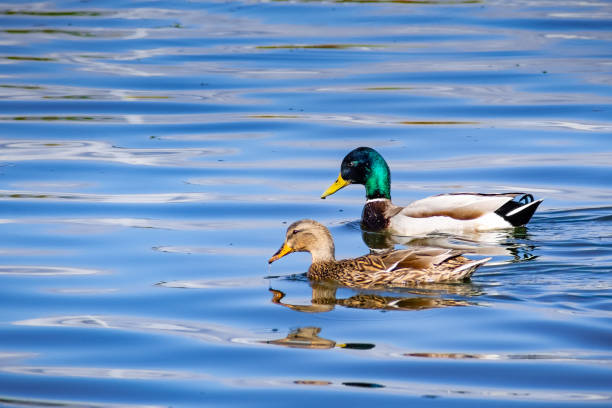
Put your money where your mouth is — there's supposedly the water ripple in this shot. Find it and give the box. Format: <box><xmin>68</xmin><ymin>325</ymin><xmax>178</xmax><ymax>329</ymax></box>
<box><xmin>152</xmin><ymin>246</ymin><xmax>266</xmax><ymax>256</ymax></box>
<box><xmin>2</xmin><ymin>366</ymin><xmax>206</xmax><ymax>381</ymax></box>
<box><xmin>0</xmin><ymin>266</ymin><xmax>102</xmax><ymax>276</ymax></box>
<box><xmin>157</xmin><ymin>277</ymin><xmax>268</xmax><ymax>289</ymax></box>
<box><xmin>14</xmin><ymin>315</ymin><xmax>257</xmax><ymax>346</ymax></box>
<box><xmin>1</xmin><ymin>0</ymin><xmax>611</xmax><ymax>406</ymax></box>
<box><xmin>1</xmin><ymin>217</ymin><xmax>277</xmax><ymax>232</ymax></box>
<box><xmin>0</xmin><ymin>140</ymin><xmax>235</xmax><ymax>166</ymax></box>
<box><xmin>0</xmin><ymin>396</ymin><xmax>160</xmax><ymax>408</ymax></box>
<box><xmin>0</xmin><ymin>190</ymin><xmax>323</xmax><ymax>204</ymax></box>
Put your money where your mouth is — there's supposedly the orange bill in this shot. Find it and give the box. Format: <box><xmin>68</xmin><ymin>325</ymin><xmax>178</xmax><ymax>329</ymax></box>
<box><xmin>268</xmin><ymin>242</ymin><xmax>294</xmax><ymax>264</ymax></box>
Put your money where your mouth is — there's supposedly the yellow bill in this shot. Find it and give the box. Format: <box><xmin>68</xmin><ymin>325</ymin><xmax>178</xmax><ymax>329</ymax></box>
<box><xmin>268</xmin><ymin>242</ymin><xmax>294</xmax><ymax>264</ymax></box>
<box><xmin>321</xmin><ymin>173</ymin><xmax>350</xmax><ymax>199</ymax></box>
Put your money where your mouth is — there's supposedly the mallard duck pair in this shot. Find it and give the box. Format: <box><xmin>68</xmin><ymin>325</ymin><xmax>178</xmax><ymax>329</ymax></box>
<box><xmin>269</xmin><ymin>147</ymin><xmax>542</xmax><ymax>287</ymax></box>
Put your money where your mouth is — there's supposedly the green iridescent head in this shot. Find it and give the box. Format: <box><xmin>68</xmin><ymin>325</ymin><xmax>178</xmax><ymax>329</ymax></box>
<box><xmin>321</xmin><ymin>147</ymin><xmax>391</xmax><ymax>200</ymax></box>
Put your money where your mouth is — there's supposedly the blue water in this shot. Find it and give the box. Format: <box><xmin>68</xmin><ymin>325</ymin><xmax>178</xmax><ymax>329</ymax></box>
<box><xmin>0</xmin><ymin>0</ymin><xmax>611</xmax><ymax>407</ymax></box>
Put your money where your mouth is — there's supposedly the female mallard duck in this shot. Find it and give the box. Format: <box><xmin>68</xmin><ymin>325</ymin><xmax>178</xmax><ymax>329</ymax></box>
<box><xmin>268</xmin><ymin>219</ymin><xmax>490</xmax><ymax>287</ymax></box>
<box><xmin>321</xmin><ymin>147</ymin><xmax>543</xmax><ymax>235</ymax></box>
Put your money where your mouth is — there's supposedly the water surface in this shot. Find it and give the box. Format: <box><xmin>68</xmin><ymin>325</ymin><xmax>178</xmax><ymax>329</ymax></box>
<box><xmin>0</xmin><ymin>0</ymin><xmax>611</xmax><ymax>407</ymax></box>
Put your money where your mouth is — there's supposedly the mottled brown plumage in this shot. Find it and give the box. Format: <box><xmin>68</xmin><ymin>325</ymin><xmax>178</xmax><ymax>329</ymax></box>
<box><xmin>268</xmin><ymin>219</ymin><xmax>490</xmax><ymax>288</ymax></box>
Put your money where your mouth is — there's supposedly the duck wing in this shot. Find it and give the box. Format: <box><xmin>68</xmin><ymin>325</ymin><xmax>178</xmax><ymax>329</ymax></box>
<box><xmin>382</xmin><ymin>248</ymin><xmax>490</xmax><ymax>283</ymax></box>
<box><xmin>335</xmin><ymin>251</ymin><xmax>432</xmax><ymax>275</ymax></box>
<box><xmin>379</xmin><ymin>248</ymin><xmax>464</xmax><ymax>271</ymax></box>
<box><xmin>334</xmin><ymin>248</ymin><xmax>490</xmax><ymax>287</ymax></box>
<box><xmin>399</xmin><ymin>192</ymin><xmax>541</xmax><ymax>225</ymax></box>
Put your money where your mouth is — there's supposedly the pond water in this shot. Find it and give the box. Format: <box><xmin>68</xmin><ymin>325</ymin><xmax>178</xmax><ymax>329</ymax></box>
<box><xmin>0</xmin><ymin>0</ymin><xmax>611</xmax><ymax>406</ymax></box>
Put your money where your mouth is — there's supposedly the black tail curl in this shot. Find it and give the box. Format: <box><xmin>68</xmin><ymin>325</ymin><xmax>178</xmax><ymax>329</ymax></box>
<box><xmin>495</xmin><ymin>194</ymin><xmax>542</xmax><ymax>227</ymax></box>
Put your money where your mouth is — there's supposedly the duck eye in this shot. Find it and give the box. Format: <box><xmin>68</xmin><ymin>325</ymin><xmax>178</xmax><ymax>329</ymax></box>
<box><xmin>348</xmin><ymin>161</ymin><xmax>358</xmax><ymax>167</ymax></box>
<box><xmin>292</xmin><ymin>229</ymin><xmax>299</xmax><ymax>235</ymax></box>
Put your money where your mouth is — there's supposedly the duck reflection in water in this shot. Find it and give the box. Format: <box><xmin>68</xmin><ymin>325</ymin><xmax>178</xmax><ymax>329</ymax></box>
<box><xmin>269</xmin><ymin>219</ymin><xmax>491</xmax><ymax>288</ymax></box>
<box><xmin>269</xmin><ymin>281</ymin><xmax>479</xmax><ymax>313</ymax></box>
<box><xmin>361</xmin><ymin>226</ymin><xmax>538</xmax><ymax>264</ymax></box>
<box><xmin>263</xmin><ymin>326</ymin><xmax>374</xmax><ymax>350</ymax></box>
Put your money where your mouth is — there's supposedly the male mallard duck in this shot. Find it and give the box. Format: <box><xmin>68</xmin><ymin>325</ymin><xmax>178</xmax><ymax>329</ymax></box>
<box><xmin>268</xmin><ymin>219</ymin><xmax>490</xmax><ymax>287</ymax></box>
<box><xmin>321</xmin><ymin>147</ymin><xmax>543</xmax><ymax>235</ymax></box>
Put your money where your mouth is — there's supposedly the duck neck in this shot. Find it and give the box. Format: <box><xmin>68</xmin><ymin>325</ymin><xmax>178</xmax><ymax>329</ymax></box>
<box><xmin>365</xmin><ymin>157</ymin><xmax>391</xmax><ymax>200</ymax></box>
<box><xmin>309</xmin><ymin>241</ymin><xmax>336</xmax><ymax>264</ymax></box>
